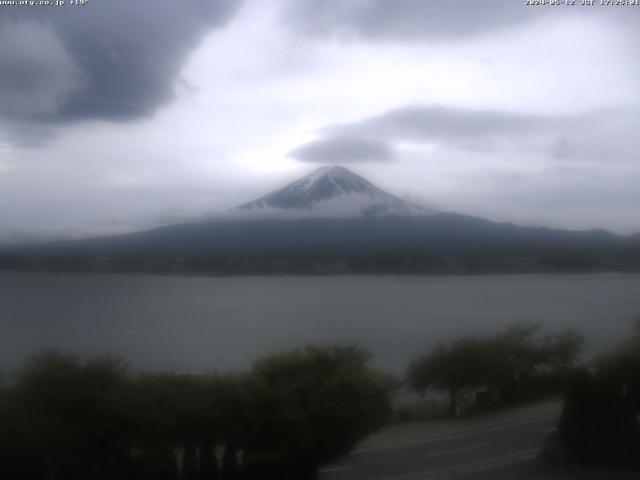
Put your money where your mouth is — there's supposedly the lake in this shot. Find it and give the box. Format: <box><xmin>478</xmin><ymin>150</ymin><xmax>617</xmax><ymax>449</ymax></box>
<box><xmin>1</xmin><ymin>272</ymin><xmax>639</xmax><ymax>376</ymax></box>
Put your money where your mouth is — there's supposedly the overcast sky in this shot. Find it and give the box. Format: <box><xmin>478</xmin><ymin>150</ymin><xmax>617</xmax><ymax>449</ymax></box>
<box><xmin>1</xmin><ymin>0</ymin><xmax>639</xmax><ymax>243</ymax></box>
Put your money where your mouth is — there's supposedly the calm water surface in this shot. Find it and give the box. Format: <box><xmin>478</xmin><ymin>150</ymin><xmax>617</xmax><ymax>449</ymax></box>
<box><xmin>1</xmin><ymin>272</ymin><xmax>639</xmax><ymax>375</ymax></box>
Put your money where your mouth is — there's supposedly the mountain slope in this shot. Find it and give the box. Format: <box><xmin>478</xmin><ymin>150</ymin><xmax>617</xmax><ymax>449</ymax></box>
<box><xmin>236</xmin><ymin>165</ymin><xmax>421</xmax><ymax>217</ymax></box>
<box><xmin>41</xmin><ymin>214</ymin><xmax>629</xmax><ymax>256</ymax></box>
<box><xmin>1</xmin><ymin>167</ymin><xmax>639</xmax><ymax>274</ymax></box>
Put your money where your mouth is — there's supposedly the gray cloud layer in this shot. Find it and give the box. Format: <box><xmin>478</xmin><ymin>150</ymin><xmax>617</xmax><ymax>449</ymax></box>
<box><xmin>285</xmin><ymin>0</ymin><xmax>548</xmax><ymax>41</ymax></box>
<box><xmin>289</xmin><ymin>136</ymin><xmax>394</xmax><ymax>164</ymax></box>
<box><xmin>334</xmin><ymin>106</ymin><xmax>544</xmax><ymax>141</ymax></box>
<box><xmin>322</xmin><ymin>105</ymin><xmax>636</xmax><ymax>162</ymax></box>
<box><xmin>313</xmin><ymin>106</ymin><xmax>552</xmax><ymax>159</ymax></box>
<box><xmin>1</xmin><ymin>1</ymin><xmax>638</xmax><ymax>239</ymax></box>
<box><xmin>0</xmin><ymin>21</ymin><xmax>83</xmax><ymax>117</ymax></box>
<box><xmin>290</xmin><ymin>107</ymin><xmax>559</xmax><ymax>166</ymax></box>
<box><xmin>0</xmin><ymin>0</ymin><xmax>241</xmax><ymax>126</ymax></box>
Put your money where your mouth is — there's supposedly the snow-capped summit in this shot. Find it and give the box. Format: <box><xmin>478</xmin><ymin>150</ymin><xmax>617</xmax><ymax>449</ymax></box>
<box><xmin>236</xmin><ymin>165</ymin><xmax>428</xmax><ymax>218</ymax></box>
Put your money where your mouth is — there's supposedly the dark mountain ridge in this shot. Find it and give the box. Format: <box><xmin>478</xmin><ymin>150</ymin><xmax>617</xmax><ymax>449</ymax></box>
<box><xmin>1</xmin><ymin>167</ymin><xmax>639</xmax><ymax>274</ymax></box>
<box><xmin>2</xmin><ymin>213</ymin><xmax>639</xmax><ymax>274</ymax></box>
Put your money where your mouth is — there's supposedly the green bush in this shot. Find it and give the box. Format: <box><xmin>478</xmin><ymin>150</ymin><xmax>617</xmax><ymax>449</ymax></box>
<box><xmin>1</xmin><ymin>345</ymin><xmax>391</xmax><ymax>480</ymax></box>
<box><xmin>407</xmin><ymin>322</ymin><xmax>584</xmax><ymax>415</ymax></box>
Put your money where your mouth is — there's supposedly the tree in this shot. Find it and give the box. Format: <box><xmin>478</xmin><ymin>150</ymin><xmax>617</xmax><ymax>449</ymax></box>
<box><xmin>407</xmin><ymin>322</ymin><xmax>585</xmax><ymax>414</ymax></box>
<box><xmin>242</xmin><ymin>345</ymin><xmax>391</xmax><ymax>480</ymax></box>
<box><xmin>126</xmin><ymin>371</ymin><xmax>242</xmax><ymax>480</ymax></box>
<box><xmin>4</xmin><ymin>346</ymin><xmax>390</xmax><ymax>480</ymax></box>
<box><xmin>555</xmin><ymin>321</ymin><xmax>640</xmax><ymax>467</ymax></box>
<box><xmin>407</xmin><ymin>338</ymin><xmax>491</xmax><ymax>415</ymax></box>
<box><xmin>556</xmin><ymin>368</ymin><xmax>594</xmax><ymax>463</ymax></box>
<box><xmin>10</xmin><ymin>351</ymin><xmax>131</xmax><ymax>480</ymax></box>
<box><xmin>487</xmin><ymin>322</ymin><xmax>583</xmax><ymax>403</ymax></box>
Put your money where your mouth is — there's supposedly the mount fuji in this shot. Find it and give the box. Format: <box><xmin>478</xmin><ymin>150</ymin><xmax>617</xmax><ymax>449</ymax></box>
<box><xmin>1</xmin><ymin>166</ymin><xmax>639</xmax><ymax>274</ymax></box>
<box><xmin>236</xmin><ymin>165</ymin><xmax>425</xmax><ymax>218</ymax></box>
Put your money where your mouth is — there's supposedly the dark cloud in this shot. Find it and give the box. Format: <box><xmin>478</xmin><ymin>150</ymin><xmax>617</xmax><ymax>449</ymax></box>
<box><xmin>320</xmin><ymin>105</ymin><xmax>640</xmax><ymax>166</ymax></box>
<box><xmin>337</xmin><ymin>106</ymin><xmax>544</xmax><ymax>140</ymax></box>
<box><xmin>289</xmin><ymin>136</ymin><xmax>394</xmax><ymax>164</ymax></box>
<box><xmin>0</xmin><ymin>0</ymin><xmax>242</xmax><ymax>126</ymax></box>
<box><xmin>0</xmin><ymin>119</ymin><xmax>55</xmax><ymax>149</ymax></box>
<box><xmin>326</xmin><ymin>106</ymin><xmax>554</xmax><ymax>153</ymax></box>
<box><xmin>0</xmin><ymin>21</ymin><xmax>83</xmax><ymax>117</ymax></box>
<box><xmin>284</xmin><ymin>0</ymin><xmax>548</xmax><ymax>41</ymax></box>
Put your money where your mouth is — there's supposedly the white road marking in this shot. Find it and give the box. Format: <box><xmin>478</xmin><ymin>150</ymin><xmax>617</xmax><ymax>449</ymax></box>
<box><xmin>424</xmin><ymin>442</ymin><xmax>488</xmax><ymax>458</ymax></box>
<box><xmin>542</xmin><ymin>427</ymin><xmax>557</xmax><ymax>433</ymax></box>
<box><xmin>319</xmin><ymin>465</ymin><xmax>351</xmax><ymax>473</ymax></box>
<box><xmin>353</xmin><ymin>413</ymin><xmax>559</xmax><ymax>455</ymax></box>
<box><xmin>377</xmin><ymin>448</ymin><xmax>540</xmax><ymax>480</ymax></box>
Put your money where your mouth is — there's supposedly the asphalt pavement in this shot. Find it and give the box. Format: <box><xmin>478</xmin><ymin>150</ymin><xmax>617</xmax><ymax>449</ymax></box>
<box><xmin>319</xmin><ymin>410</ymin><xmax>559</xmax><ymax>480</ymax></box>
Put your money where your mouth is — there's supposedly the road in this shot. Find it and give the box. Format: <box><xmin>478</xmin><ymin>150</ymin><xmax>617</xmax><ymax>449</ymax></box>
<box><xmin>319</xmin><ymin>411</ymin><xmax>559</xmax><ymax>480</ymax></box>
